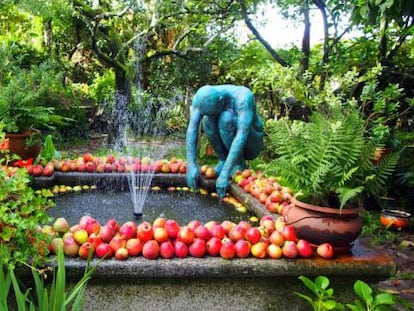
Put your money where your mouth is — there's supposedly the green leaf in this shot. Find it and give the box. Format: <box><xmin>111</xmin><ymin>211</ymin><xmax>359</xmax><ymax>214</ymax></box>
<box><xmin>373</xmin><ymin>292</ymin><xmax>394</xmax><ymax>305</ymax></box>
<box><xmin>353</xmin><ymin>280</ymin><xmax>373</xmax><ymax>305</ymax></box>
<box><xmin>315</xmin><ymin>275</ymin><xmax>330</xmax><ymax>290</ymax></box>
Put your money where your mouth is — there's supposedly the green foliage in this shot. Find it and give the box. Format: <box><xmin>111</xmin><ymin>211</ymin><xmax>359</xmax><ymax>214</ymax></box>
<box><xmin>346</xmin><ymin>280</ymin><xmax>395</xmax><ymax>311</ymax></box>
<box><xmin>296</xmin><ymin>276</ymin><xmax>397</xmax><ymax>311</ymax></box>
<box><xmin>0</xmin><ymin>128</ymin><xmax>54</xmax><ymax>268</ymax></box>
<box><xmin>39</xmin><ymin>135</ymin><xmax>61</xmax><ymax>164</ymax></box>
<box><xmin>263</xmin><ymin>104</ymin><xmax>400</xmax><ymax>208</ymax></box>
<box><xmin>295</xmin><ymin>275</ymin><xmax>343</xmax><ymax>310</ymax></box>
<box><xmin>1</xmin><ymin>245</ymin><xmax>95</xmax><ymax>311</ymax></box>
<box><xmin>360</xmin><ymin>210</ymin><xmax>402</xmax><ymax>245</ymax></box>
<box><xmin>0</xmin><ymin>62</ymin><xmax>74</xmax><ymax>133</ymax></box>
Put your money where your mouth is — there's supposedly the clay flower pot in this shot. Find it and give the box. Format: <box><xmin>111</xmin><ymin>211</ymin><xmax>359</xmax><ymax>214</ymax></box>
<box><xmin>380</xmin><ymin>209</ymin><xmax>411</xmax><ymax>230</ymax></box>
<box><xmin>5</xmin><ymin>129</ymin><xmax>41</xmax><ymax>160</ymax></box>
<box><xmin>282</xmin><ymin>197</ymin><xmax>363</xmax><ymax>252</ymax></box>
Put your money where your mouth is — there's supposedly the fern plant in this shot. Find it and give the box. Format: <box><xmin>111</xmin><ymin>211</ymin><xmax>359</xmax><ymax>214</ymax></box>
<box><xmin>263</xmin><ymin>107</ymin><xmax>401</xmax><ymax>209</ymax></box>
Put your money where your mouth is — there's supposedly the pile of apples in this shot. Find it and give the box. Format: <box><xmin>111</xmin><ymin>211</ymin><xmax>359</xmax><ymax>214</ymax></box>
<box><xmin>47</xmin><ymin>214</ymin><xmax>334</xmax><ymax>261</ymax></box>
<box><xmin>232</xmin><ymin>169</ymin><xmax>292</xmax><ymax>214</ymax></box>
<box><xmin>27</xmin><ymin>153</ymin><xmax>188</xmax><ymax>176</ymax></box>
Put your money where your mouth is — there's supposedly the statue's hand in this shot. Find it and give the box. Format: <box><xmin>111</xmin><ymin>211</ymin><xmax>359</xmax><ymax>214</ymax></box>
<box><xmin>216</xmin><ymin>175</ymin><xmax>229</xmax><ymax>198</ymax></box>
<box><xmin>186</xmin><ymin>166</ymin><xmax>199</xmax><ymax>190</ymax></box>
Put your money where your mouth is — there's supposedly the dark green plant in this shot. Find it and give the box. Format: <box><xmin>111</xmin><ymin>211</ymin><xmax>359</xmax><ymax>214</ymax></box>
<box><xmin>0</xmin><ymin>62</ymin><xmax>73</xmax><ymax>134</ymax></box>
<box><xmin>1</xmin><ymin>245</ymin><xmax>95</xmax><ymax>311</ymax></box>
<box><xmin>263</xmin><ymin>106</ymin><xmax>401</xmax><ymax>209</ymax></box>
<box><xmin>296</xmin><ymin>276</ymin><xmax>396</xmax><ymax>311</ymax></box>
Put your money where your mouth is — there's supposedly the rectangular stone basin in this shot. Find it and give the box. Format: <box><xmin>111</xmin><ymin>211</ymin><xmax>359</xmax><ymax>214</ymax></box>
<box><xmin>32</xmin><ymin>173</ymin><xmax>396</xmax><ymax>310</ymax></box>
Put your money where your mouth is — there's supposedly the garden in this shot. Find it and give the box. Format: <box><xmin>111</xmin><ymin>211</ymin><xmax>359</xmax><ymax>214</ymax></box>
<box><xmin>1</xmin><ymin>0</ymin><xmax>414</xmax><ymax>310</ymax></box>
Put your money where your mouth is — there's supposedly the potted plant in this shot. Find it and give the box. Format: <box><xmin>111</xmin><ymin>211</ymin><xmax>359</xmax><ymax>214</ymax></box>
<box><xmin>263</xmin><ymin>106</ymin><xmax>401</xmax><ymax>251</ymax></box>
<box><xmin>0</xmin><ymin>64</ymin><xmax>72</xmax><ymax>160</ymax></box>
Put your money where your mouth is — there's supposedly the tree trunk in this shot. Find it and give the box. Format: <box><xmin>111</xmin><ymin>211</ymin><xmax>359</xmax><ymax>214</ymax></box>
<box><xmin>301</xmin><ymin>0</ymin><xmax>311</xmax><ymax>73</ymax></box>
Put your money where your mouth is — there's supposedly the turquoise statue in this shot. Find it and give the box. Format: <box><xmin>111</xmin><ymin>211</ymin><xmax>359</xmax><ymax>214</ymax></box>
<box><xmin>186</xmin><ymin>85</ymin><xmax>264</xmax><ymax>198</ymax></box>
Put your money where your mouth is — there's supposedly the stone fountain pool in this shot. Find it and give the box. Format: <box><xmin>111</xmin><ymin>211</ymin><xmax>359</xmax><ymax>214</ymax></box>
<box><xmin>32</xmin><ymin>172</ymin><xmax>396</xmax><ymax>311</ymax></box>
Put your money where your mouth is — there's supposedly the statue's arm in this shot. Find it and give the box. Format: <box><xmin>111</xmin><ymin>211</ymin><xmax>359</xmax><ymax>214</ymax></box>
<box><xmin>186</xmin><ymin>107</ymin><xmax>202</xmax><ymax>189</ymax></box>
<box><xmin>215</xmin><ymin>107</ymin><xmax>253</xmax><ymax>197</ymax></box>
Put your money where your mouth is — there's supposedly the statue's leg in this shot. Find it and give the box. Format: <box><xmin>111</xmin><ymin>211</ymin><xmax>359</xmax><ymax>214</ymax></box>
<box><xmin>202</xmin><ymin>116</ymin><xmax>227</xmax><ymax>174</ymax></box>
<box><xmin>217</xmin><ymin>110</ymin><xmax>246</xmax><ymax>175</ymax></box>
<box><xmin>244</xmin><ymin>117</ymin><xmax>264</xmax><ymax>160</ymax></box>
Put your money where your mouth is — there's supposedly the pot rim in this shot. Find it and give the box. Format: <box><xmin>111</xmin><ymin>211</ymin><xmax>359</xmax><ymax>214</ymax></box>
<box><xmin>381</xmin><ymin>209</ymin><xmax>411</xmax><ymax>219</ymax></box>
<box><xmin>291</xmin><ymin>196</ymin><xmax>362</xmax><ymax>215</ymax></box>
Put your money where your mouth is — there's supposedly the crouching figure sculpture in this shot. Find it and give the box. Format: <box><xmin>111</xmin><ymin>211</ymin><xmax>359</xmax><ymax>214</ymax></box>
<box><xmin>186</xmin><ymin>84</ymin><xmax>264</xmax><ymax>197</ymax></box>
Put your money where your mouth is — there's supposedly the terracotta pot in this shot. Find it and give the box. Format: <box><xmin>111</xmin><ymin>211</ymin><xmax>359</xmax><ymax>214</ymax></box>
<box><xmin>282</xmin><ymin>197</ymin><xmax>363</xmax><ymax>252</ymax></box>
<box><xmin>5</xmin><ymin>129</ymin><xmax>41</xmax><ymax>160</ymax></box>
<box><xmin>380</xmin><ymin>209</ymin><xmax>411</xmax><ymax>230</ymax></box>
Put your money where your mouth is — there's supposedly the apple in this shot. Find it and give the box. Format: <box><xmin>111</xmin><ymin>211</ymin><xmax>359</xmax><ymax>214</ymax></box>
<box><xmin>174</xmin><ymin>240</ymin><xmax>189</xmax><ymax>258</ymax></box>
<box><xmin>83</xmin><ymin>152</ymin><xmax>94</xmax><ymax>162</ymax></box>
<box><xmin>251</xmin><ymin>241</ymin><xmax>268</xmax><ymax>259</ymax></box>
<box><xmin>189</xmin><ymin>238</ymin><xmax>206</xmax><ymax>258</ymax></box>
<box><xmin>87</xmin><ymin>232</ymin><xmax>103</xmax><ymax>248</ymax></box>
<box><xmin>126</xmin><ymin>238</ymin><xmax>143</xmax><ymax>257</ymax></box>
<box><xmin>98</xmin><ymin>224</ymin><xmax>116</xmax><ymax>243</ymax></box>
<box><xmin>63</xmin><ymin>236</ymin><xmax>79</xmax><ymax>257</ymax></box>
<box><xmin>235</xmin><ymin>240</ymin><xmax>251</xmax><ymax>258</ymax></box>
<box><xmin>316</xmin><ymin>243</ymin><xmax>334</xmax><ymax>259</ymax></box>
<box><xmin>204</xmin><ymin>167</ymin><xmax>216</xmax><ymax>179</ymax></box>
<box><xmin>237</xmin><ymin>220</ymin><xmax>252</xmax><ymax>231</ymax></box>
<box><xmin>137</xmin><ymin>221</ymin><xmax>153</xmax><ymax>242</ymax></box>
<box><xmin>95</xmin><ymin>242</ymin><xmax>114</xmax><ymax>259</ymax></box>
<box><xmin>159</xmin><ymin>240</ymin><xmax>175</xmax><ymax>259</ymax></box>
<box><xmin>42</xmin><ymin>165</ymin><xmax>54</xmax><ymax>177</ymax></box>
<box><xmin>31</xmin><ymin>165</ymin><xmax>43</xmax><ymax>176</ymax></box>
<box><xmin>282</xmin><ymin>241</ymin><xmax>298</xmax><ymax>259</ymax></box>
<box><xmin>49</xmin><ymin>237</ymin><xmax>64</xmax><ymax>254</ymax></box>
<box><xmin>209</xmin><ymin>224</ymin><xmax>226</xmax><ymax>239</ymax></box>
<box><xmin>275</xmin><ymin>217</ymin><xmax>286</xmax><ymax>232</ymax></box>
<box><xmin>296</xmin><ymin>239</ymin><xmax>314</xmax><ymax>258</ymax></box>
<box><xmin>220</xmin><ymin>220</ymin><xmax>236</xmax><ymax>235</ymax></box>
<box><xmin>142</xmin><ymin>240</ymin><xmax>160</xmax><ymax>259</ymax></box>
<box><xmin>106</xmin><ymin>219</ymin><xmax>120</xmax><ymax>232</ymax></box>
<box><xmin>115</xmin><ymin>247</ymin><xmax>129</xmax><ymax>260</ymax></box>
<box><xmin>53</xmin><ymin>217</ymin><xmax>70</xmax><ymax>234</ymax></box>
<box><xmin>260</xmin><ymin>219</ymin><xmax>275</xmax><ymax>236</ymax></box>
<box><xmin>204</xmin><ymin>220</ymin><xmax>219</xmax><ymax>231</ymax></box>
<box><xmin>80</xmin><ymin>216</ymin><xmax>101</xmax><ymax>235</ymax></box>
<box><xmin>245</xmin><ymin>227</ymin><xmax>262</xmax><ymax>244</ymax></box>
<box><xmin>206</xmin><ymin>237</ymin><xmax>222</xmax><ymax>256</ymax></box>
<box><xmin>153</xmin><ymin>217</ymin><xmax>167</xmax><ymax>228</ymax></box>
<box><xmin>73</xmin><ymin>229</ymin><xmax>89</xmax><ymax>245</ymax></box>
<box><xmin>269</xmin><ymin>230</ymin><xmax>285</xmax><ymax>247</ymax></box>
<box><xmin>153</xmin><ymin>227</ymin><xmax>169</xmax><ymax>243</ymax></box>
<box><xmin>280</xmin><ymin>225</ymin><xmax>298</xmax><ymax>242</ymax></box>
<box><xmin>228</xmin><ymin>225</ymin><xmax>247</xmax><ymax>242</ymax></box>
<box><xmin>85</xmin><ymin>162</ymin><xmax>95</xmax><ymax>173</ymax></box>
<box><xmin>194</xmin><ymin>225</ymin><xmax>212</xmax><ymax>241</ymax></box>
<box><xmin>106</xmin><ymin>154</ymin><xmax>116</xmax><ymax>164</ymax></box>
<box><xmin>165</xmin><ymin>219</ymin><xmax>180</xmax><ymax>239</ymax></box>
<box><xmin>109</xmin><ymin>235</ymin><xmax>127</xmax><ymax>252</ymax></box>
<box><xmin>267</xmin><ymin>244</ymin><xmax>283</xmax><ymax>259</ymax></box>
<box><xmin>119</xmin><ymin>221</ymin><xmax>137</xmax><ymax>240</ymax></box>
<box><xmin>78</xmin><ymin>242</ymin><xmax>95</xmax><ymax>259</ymax></box>
<box><xmin>269</xmin><ymin>190</ymin><xmax>283</xmax><ymax>203</ymax></box>
<box><xmin>220</xmin><ymin>238</ymin><xmax>236</xmax><ymax>259</ymax></box>
<box><xmin>177</xmin><ymin>226</ymin><xmax>195</xmax><ymax>245</ymax></box>
<box><xmin>187</xmin><ymin>220</ymin><xmax>202</xmax><ymax>231</ymax></box>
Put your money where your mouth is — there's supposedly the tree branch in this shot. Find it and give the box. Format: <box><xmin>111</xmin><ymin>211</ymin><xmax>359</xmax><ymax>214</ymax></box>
<box><xmin>238</xmin><ymin>0</ymin><xmax>289</xmax><ymax>67</ymax></box>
